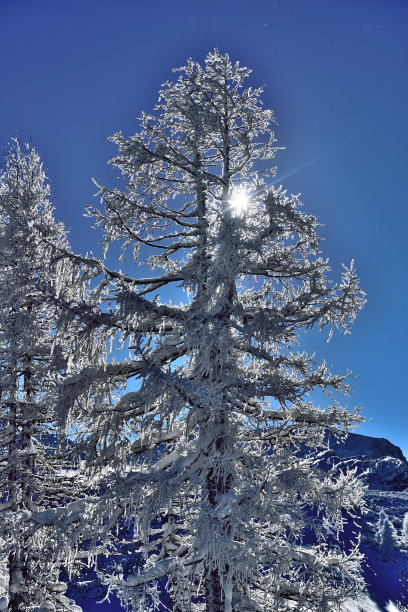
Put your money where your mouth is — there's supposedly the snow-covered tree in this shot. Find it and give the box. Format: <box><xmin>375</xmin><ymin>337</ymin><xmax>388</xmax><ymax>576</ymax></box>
<box><xmin>374</xmin><ymin>508</ymin><xmax>398</xmax><ymax>560</ymax></box>
<box><xmin>400</xmin><ymin>512</ymin><xmax>408</xmax><ymax>549</ymax></box>
<box><xmin>374</xmin><ymin>508</ymin><xmax>387</xmax><ymax>545</ymax></box>
<box><xmin>63</xmin><ymin>50</ymin><xmax>366</xmax><ymax>611</ymax></box>
<box><xmin>377</xmin><ymin>513</ymin><xmax>398</xmax><ymax>561</ymax></box>
<box><xmin>0</xmin><ymin>141</ymin><xmax>85</xmax><ymax>611</ymax></box>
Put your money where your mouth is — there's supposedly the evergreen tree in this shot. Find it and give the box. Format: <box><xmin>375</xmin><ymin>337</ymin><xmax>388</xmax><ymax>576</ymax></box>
<box><xmin>400</xmin><ymin>512</ymin><xmax>408</xmax><ymax>549</ymax></box>
<box><xmin>62</xmin><ymin>51</ymin><xmax>366</xmax><ymax>611</ymax></box>
<box><xmin>375</xmin><ymin>509</ymin><xmax>397</xmax><ymax>560</ymax></box>
<box><xmin>378</xmin><ymin>517</ymin><xmax>398</xmax><ymax>561</ymax></box>
<box><xmin>375</xmin><ymin>508</ymin><xmax>387</xmax><ymax>546</ymax></box>
<box><xmin>0</xmin><ymin>140</ymin><xmax>84</xmax><ymax>611</ymax></box>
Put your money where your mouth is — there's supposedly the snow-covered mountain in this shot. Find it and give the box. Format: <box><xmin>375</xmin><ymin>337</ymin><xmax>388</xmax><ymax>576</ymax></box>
<box><xmin>73</xmin><ymin>433</ymin><xmax>408</xmax><ymax>611</ymax></box>
<box><xmin>326</xmin><ymin>433</ymin><xmax>408</xmax><ymax>612</ymax></box>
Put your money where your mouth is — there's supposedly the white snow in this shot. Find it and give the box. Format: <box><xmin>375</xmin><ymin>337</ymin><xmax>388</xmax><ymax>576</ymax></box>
<box><xmin>342</xmin><ymin>596</ymin><xmax>403</xmax><ymax>612</ymax></box>
<box><xmin>32</xmin><ymin>604</ymin><xmax>55</xmax><ymax>612</ymax></box>
<box><xmin>386</xmin><ymin>602</ymin><xmax>403</xmax><ymax>612</ymax></box>
<box><xmin>343</xmin><ymin>596</ymin><xmax>383</xmax><ymax>612</ymax></box>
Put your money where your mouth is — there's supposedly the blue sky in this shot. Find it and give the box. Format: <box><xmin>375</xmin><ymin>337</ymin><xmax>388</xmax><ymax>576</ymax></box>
<box><xmin>1</xmin><ymin>0</ymin><xmax>407</xmax><ymax>458</ymax></box>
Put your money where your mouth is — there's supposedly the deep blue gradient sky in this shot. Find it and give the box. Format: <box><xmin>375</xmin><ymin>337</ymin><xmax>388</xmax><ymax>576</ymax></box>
<box><xmin>1</xmin><ymin>1</ymin><xmax>407</xmax><ymax>456</ymax></box>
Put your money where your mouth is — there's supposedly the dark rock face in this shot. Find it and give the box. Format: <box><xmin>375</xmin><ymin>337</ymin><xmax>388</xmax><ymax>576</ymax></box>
<box><xmin>327</xmin><ymin>432</ymin><xmax>407</xmax><ymax>465</ymax></box>
<box><xmin>324</xmin><ymin>432</ymin><xmax>408</xmax><ymax>493</ymax></box>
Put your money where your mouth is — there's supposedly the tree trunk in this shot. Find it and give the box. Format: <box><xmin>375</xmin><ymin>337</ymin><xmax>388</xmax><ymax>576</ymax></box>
<box><xmin>8</xmin><ymin>552</ymin><xmax>27</xmax><ymax>612</ymax></box>
<box><xmin>205</xmin><ymin>567</ymin><xmax>225</xmax><ymax>612</ymax></box>
<box><xmin>203</xmin><ymin>407</ymin><xmax>234</xmax><ymax>611</ymax></box>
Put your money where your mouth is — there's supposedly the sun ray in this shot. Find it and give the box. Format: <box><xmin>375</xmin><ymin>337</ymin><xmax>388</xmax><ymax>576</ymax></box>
<box><xmin>230</xmin><ymin>190</ymin><xmax>249</xmax><ymax>215</ymax></box>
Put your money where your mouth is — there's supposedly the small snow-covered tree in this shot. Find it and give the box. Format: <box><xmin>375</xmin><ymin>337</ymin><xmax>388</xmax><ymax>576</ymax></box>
<box><xmin>375</xmin><ymin>509</ymin><xmax>397</xmax><ymax>560</ymax></box>
<box><xmin>400</xmin><ymin>512</ymin><xmax>408</xmax><ymax>549</ymax></box>
<box><xmin>62</xmin><ymin>51</ymin><xmax>366</xmax><ymax>611</ymax></box>
<box><xmin>0</xmin><ymin>141</ymin><xmax>85</xmax><ymax>611</ymax></box>
<box><xmin>378</xmin><ymin>516</ymin><xmax>398</xmax><ymax>561</ymax></box>
<box><xmin>375</xmin><ymin>508</ymin><xmax>387</xmax><ymax>544</ymax></box>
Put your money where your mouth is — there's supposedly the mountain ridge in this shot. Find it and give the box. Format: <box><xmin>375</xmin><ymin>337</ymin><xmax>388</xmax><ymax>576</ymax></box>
<box><xmin>328</xmin><ymin>432</ymin><xmax>408</xmax><ymax>465</ymax></box>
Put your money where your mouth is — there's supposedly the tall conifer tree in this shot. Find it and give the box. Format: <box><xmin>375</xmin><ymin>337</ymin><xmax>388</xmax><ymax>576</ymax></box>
<box><xmin>63</xmin><ymin>51</ymin><xmax>366</xmax><ymax>611</ymax></box>
<box><xmin>0</xmin><ymin>141</ymin><xmax>83</xmax><ymax>612</ymax></box>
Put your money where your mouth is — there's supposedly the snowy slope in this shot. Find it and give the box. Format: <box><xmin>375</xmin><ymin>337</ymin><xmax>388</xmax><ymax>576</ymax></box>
<box><xmin>74</xmin><ymin>433</ymin><xmax>408</xmax><ymax>611</ymax></box>
<box><xmin>343</xmin><ymin>597</ymin><xmax>402</xmax><ymax>612</ymax></box>
<box><xmin>327</xmin><ymin>434</ymin><xmax>408</xmax><ymax>612</ymax></box>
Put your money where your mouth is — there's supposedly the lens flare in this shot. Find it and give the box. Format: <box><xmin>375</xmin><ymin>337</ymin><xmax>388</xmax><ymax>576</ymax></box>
<box><xmin>230</xmin><ymin>190</ymin><xmax>249</xmax><ymax>215</ymax></box>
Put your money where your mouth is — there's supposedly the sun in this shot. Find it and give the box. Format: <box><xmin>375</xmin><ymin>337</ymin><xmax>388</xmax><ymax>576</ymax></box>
<box><xmin>230</xmin><ymin>190</ymin><xmax>249</xmax><ymax>215</ymax></box>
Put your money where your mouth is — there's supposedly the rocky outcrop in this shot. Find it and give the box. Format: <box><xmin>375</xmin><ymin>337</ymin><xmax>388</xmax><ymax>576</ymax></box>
<box><xmin>328</xmin><ymin>432</ymin><xmax>407</xmax><ymax>465</ymax></box>
<box><xmin>324</xmin><ymin>432</ymin><xmax>408</xmax><ymax>492</ymax></box>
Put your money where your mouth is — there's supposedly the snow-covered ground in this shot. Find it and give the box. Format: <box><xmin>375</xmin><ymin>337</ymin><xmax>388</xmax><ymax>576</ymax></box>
<box><xmin>343</xmin><ymin>597</ymin><xmax>402</xmax><ymax>612</ymax></box>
